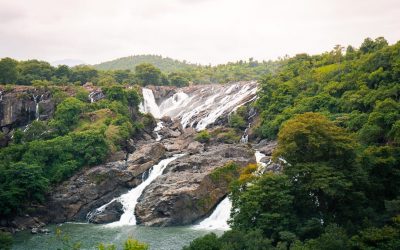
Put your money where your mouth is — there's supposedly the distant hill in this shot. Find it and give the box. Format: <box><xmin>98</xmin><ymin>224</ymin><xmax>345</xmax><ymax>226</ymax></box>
<box><xmin>93</xmin><ymin>55</ymin><xmax>199</xmax><ymax>72</ymax></box>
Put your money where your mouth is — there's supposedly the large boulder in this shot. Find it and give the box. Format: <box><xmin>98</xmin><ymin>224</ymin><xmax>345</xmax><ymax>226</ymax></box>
<box><xmin>135</xmin><ymin>144</ymin><xmax>255</xmax><ymax>226</ymax></box>
<box><xmin>87</xmin><ymin>200</ymin><xmax>124</xmax><ymax>224</ymax></box>
<box><xmin>127</xmin><ymin>142</ymin><xmax>166</xmax><ymax>176</ymax></box>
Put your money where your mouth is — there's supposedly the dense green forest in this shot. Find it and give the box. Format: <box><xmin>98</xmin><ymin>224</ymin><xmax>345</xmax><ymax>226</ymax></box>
<box><xmin>0</xmin><ymin>85</ymin><xmax>145</xmax><ymax>218</ymax></box>
<box><xmin>183</xmin><ymin>37</ymin><xmax>400</xmax><ymax>249</ymax></box>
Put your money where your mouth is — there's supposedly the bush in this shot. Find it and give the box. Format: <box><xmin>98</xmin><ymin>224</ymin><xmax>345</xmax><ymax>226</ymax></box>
<box><xmin>182</xmin><ymin>233</ymin><xmax>221</xmax><ymax>250</ymax></box>
<box><xmin>211</xmin><ymin>128</ymin><xmax>240</xmax><ymax>144</ymax></box>
<box><xmin>195</xmin><ymin>130</ymin><xmax>211</xmax><ymax>143</ymax></box>
<box><xmin>0</xmin><ymin>231</ymin><xmax>13</xmax><ymax>250</ymax></box>
<box><xmin>229</xmin><ymin>113</ymin><xmax>247</xmax><ymax>129</ymax></box>
<box><xmin>123</xmin><ymin>238</ymin><xmax>149</xmax><ymax>250</ymax></box>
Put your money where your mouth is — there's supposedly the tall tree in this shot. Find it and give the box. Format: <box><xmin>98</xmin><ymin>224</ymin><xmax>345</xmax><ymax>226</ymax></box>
<box><xmin>0</xmin><ymin>57</ymin><xmax>18</xmax><ymax>84</ymax></box>
<box><xmin>134</xmin><ymin>63</ymin><xmax>161</xmax><ymax>85</ymax></box>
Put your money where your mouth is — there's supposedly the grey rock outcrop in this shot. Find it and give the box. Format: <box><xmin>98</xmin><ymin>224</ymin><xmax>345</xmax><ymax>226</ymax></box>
<box><xmin>135</xmin><ymin>144</ymin><xmax>255</xmax><ymax>226</ymax></box>
<box><xmin>44</xmin><ymin>143</ymin><xmax>166</xmax><ymax>223</ymax></box>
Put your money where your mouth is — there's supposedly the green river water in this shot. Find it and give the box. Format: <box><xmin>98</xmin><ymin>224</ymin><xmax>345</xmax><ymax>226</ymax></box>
<box><xmin>12</xmin><ymin>223</ymin><xmax>222</xmax><ymax>250</ymax></box>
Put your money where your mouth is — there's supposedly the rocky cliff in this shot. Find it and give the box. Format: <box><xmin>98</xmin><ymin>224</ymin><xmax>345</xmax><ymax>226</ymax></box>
<box><xmin>0</xmin><ymin>86</ymin><xmax>55</xmax><ymax>146</ymax></box>
<box><xmin>135</xmin><ymin>144</ymin><xmax>255</xmax><ymax>226</ymax></box>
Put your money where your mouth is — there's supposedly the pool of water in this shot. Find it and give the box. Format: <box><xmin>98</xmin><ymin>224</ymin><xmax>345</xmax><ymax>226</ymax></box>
<box><xmin>12</xmin><ymin>223</ymin><xmax>223</xmax><ymax>250</ymax></box>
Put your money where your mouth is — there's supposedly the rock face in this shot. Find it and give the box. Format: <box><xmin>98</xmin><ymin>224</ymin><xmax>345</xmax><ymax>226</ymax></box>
<box><xmin>0</xmin><ymin>87</ymin><xmax>54</xmax><ymax>129</ymax></box>
<box><xmin>44</xmin><ymin>142</ymin><xmax>166</xmax><ymax>223</ymax></box>
<box><xmin>0</xmin><ymin>86</ymin><xmax>55</xmax><ymax>148</ymax></box>
<box><xmin>135</xmin><ymin>144</ymin><xmax>255</xmax><ymax>226</ymax></box>
<box><xmin>88</xmin><ymin>200</ymin><xmax>124</xmax><ymax>224</ymax></box>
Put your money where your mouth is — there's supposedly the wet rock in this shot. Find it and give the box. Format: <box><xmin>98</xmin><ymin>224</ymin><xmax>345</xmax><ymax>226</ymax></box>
<box><xmin>31</xmin><ymin>228</ymin><xmax>38</xmax><ymax>234</ymax></box>
<box><xmin>127</xmin><ymin>142</ymin><xmax>166</xmax><ymax>175</ymax></box>
<box><xmin>135</xmin><ymin>144</ymin><xmax>255</xmax><ymax>226</ymax></box>
<box><xmin>0</xmin><ymin>87</ymin><xmax>54</xmax><ymax>129</ymax></box>
<box><xmin>88</xmin><ymin>200</ymin><xmax>124</xmax><ymax>224</ymax></box>
<box><xmin>39</xmin><ymin>228</ymin><xmax>50</xmax><ymax>234</ymax></box>
<box><xmin>254</xmin><ymin>140</ymin><xmax>277</xmax><ymax>156</ymax></box>
<box><xmin>10</xmin><ymin>216</ymin><xmax>46</xmax><ymax>231</ymax></box>
<box><xmin>106</xmin><ymin>151</ymin><xmax>127</xmax><ymax>163</ymax></box>
<box><xmin>44</xmin><ymin>161</ymin><xmax>136</xmax><ymax>223</ymax></box>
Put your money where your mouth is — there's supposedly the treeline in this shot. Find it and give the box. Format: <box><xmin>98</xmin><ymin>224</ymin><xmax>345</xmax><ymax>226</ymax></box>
<box><xmin>0</xmin><ymin>58</ymin><xmax>191</xmax><ymax>87</ymax></box>
<box><xmin>0</xmin><ymin>56</ymin><xmax>278</xmax><ymax>88</ymax></box>
<box><xmin>184</xmin><ymin>37</ymin><xmax>400</xmax><ymax>249</ymax></box>
<box><xmin>0</xmin><ymin>85</ymin><xmax>146</xmax><ymax>218</ymax></box>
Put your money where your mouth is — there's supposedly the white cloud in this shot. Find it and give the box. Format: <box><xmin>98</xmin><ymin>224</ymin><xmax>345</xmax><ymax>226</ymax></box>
<box><xmin>0</xmin><ymin>0</ymin><xmax>399</xmax><ymax>65</ymax></box>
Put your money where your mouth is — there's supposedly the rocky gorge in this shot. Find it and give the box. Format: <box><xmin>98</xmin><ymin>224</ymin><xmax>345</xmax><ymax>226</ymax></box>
<box><xmin>0</xmin><ymin>81</ymin><xmax>278</xmax><ymax>233</ymax></box>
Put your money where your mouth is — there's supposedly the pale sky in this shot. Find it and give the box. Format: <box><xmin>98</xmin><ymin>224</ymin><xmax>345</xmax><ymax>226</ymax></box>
<box><xmin>0</xmin><ymin>0</ymin><xmax>399</xmax><ymax>65</ymax></box>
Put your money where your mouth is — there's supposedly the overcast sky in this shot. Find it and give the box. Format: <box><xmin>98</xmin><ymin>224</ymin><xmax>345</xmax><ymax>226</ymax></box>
<box><xmin>0</xmin><ymin>0</ymin><xmax>399</xmax><ymax>65</ymax></box>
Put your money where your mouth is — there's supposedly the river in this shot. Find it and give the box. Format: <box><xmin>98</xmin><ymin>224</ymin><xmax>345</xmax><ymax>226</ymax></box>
<box><xmin>13</xmin><ymin>223</ymin><xmax>224</xmax><ymax>250</ymax></box>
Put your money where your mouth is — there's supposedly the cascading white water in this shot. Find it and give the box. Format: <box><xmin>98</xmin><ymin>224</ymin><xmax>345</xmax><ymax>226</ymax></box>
<box><xmin>193</xmin><ymin>197</ymin><xmax>232</xmax><ymax>230</ymax></box>
<box><xmin>139</xmin><ymin>81</ymin><xmax>258</xmax><ymax>131</ymax></box>
<box><xmin>103</xmin><ymin>154</ymin><xmax>183</xmax><ymax>227</ymax></box>
<box><xmin>33</xmin><ymin>94</ymin><xmax>42</xmax><ymax>121</ymax></box>
<box><xmin>88</xmin><ymin>92</ymin><xmax>95</xmax><ymax>103</ymax></box>
<box><xmin>139</xmin><ymin>88</ymin><xmax>161</xmax><ymax>118</ymax></box>
<box><xmin>240</xmin><ymin>123</ymin><xmax>251</xmax><ymax>143</ymax></box>
<box><xmin>154</xmin><ymin>121</ymin><xmax>164</xmax><ymax>141</ymax></box>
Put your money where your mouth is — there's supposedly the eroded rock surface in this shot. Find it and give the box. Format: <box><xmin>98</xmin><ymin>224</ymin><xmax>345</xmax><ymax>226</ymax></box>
<box><xmin>44</xmin><ymin>143</ymin><xmax>166</xmax><ymax>223</ymax></box>
<box><xmin>135</xmin><ymin>144</ymin><xmax>255</xmax><ymax>226</ymax></box>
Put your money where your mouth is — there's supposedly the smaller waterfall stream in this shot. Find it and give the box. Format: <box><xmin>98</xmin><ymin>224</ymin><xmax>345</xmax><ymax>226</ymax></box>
<box><xmin>193</xmin><ymin>197</ymin><xmax>232</xmax><ymax>230</ymax></box>
<box><xmin>33</xmin><ymin>94</ymin><xmax>43</xmax><ymax>121</ymax></box>
<box><xmin>154</xmin><ymin>121</ymin><xmax>164</xmax><ymax>141</ymax></box>
<box><xmin>103</xmin><ymin>154</ymin><xmax>183</xmax><ymax>227</ymax></box>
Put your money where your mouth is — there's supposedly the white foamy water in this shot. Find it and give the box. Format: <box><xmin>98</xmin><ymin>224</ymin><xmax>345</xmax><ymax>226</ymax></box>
<box><xmin>154</xmin><ymin>121</ymin><xmax>164</xmax><ymax>141</ymax></box>
<box><xmin>193</xmin><ymin>197</ymin><xmax>232</xmax><ymax>230</ymax></box>
<box><xmin>95</xmin><ymin>155</ymin><xmax>183</xmax><ymax>227</ymax></box>
<box><xmin>139</xmin><ymin>88</ymin><xmax>161</xmax><ymax>118</ymax></box>
<box><xmin>140</xmin><ymin>81</ymin><xmax>258</xmax><ymax>130</ymax></box>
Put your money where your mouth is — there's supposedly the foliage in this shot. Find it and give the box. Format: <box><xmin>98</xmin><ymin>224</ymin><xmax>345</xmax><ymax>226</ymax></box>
<box><xmin>229</xmin><ymin>113</ymin><xmax>247</xmax><ymax>129</ymax></box>
<box><xmin>123</xmin><ymin>238</ymin><xmax>149</xmax><ymax>250</ymax></box>
<box><xmin>135</xmin><ymin>63</ymin><xmax>162</xmax><ymax>85</ymax></box>
<box><xmin>0</xmin><ymin>231</ymin><xmax>13</xmax><ymax>250</ymax></box>
<box><xmin>0</xmin><ymin>86</ymin><xmax>142</xmax><ymax>217</ymax></box>
<box><xmin>211</xmin><ymin>128</ymin><xmax>241</xmax><ymax>144</ymax></box>
<box><xmin>49</xmin><ymin>97</ymin><xmax>85</xmax><ymax>134</ymax></box>
<box><xmin>210</xmin><ymin>162</ymin><xmax>240</xmax><ymax>185</ymax></box>
<box><xmin>230</xmin><ymin>173</ymin><xmax>294</xmax><ymax>242</ymax></box>
<box><xmin>0</xmin><ymin>57</ymin><xmax>18</xmax><ymax>84</ymax></box>
<box><xmin>195</xmin><ymin>130</ymin><xmax>211</xmax><ymax>143</ymax></box>
<box><xmin>185</xmin><ymin>37</ymin><xmax>400</xmax><ymax>249</ymax></box>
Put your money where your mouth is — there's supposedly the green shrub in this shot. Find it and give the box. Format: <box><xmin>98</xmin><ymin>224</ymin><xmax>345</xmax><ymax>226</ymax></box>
<box><xmin>229</xmin><ymin>113</ymin><xmax>247</xmax><ymax>129</ymax></box>
<box><xmin>0</xmin><ymin>232</ymin><xmax>13</xmax><ymax>250</ymax></box>
<box><xmin>195</xmin><ymin>130</ymin><xmax>211</xmax><ymax>143</ymax></box>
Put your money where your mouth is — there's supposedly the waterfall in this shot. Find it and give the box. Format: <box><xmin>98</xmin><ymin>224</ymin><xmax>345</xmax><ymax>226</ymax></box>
<box><xmin>33</xmin><ymin>94</ymin><xmax>43</xmax><ymax>121</ymax></box>
<box><xmin>88</xmin><ymin>92</ymin><xmax>95</xmax><ymax>103</ymax></box>
<box><xmin>139</xmin><ymin>88</ymin><xmax>161</xmax><ymax>118</ymax></box>
<box><xmin>139</xmin><ymin>81</ymin><xmax>258</xmax><ymax>131</ymax></box>
<box><xmin>100</xmin><ymin>154</ymin><xmax>183</xmax><ymax>227</ymax></box>
<box><xmin>240</xmin><ymin>123</ymin><xmax>251</xmax><ymax>143</ymax></box>
<box><xmin>154</xmin><ymin>121</ymin><xmax>164</xmax><ymax>141</ymax></box>
<box><xmin>0</xmin><ymin>91</ymin><xmax>3</xmax><ymax>101</ymax></box>
<box><xmin>193</xmin><ymin>197</ymin><xmax>232</xmax><ymax>230</ymax></box>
